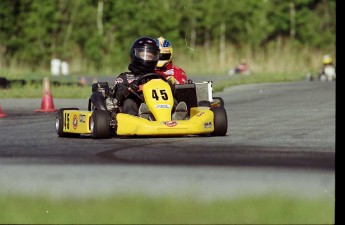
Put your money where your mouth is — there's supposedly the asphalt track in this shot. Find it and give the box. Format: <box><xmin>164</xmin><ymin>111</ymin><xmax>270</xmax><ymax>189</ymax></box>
<box><xmin>0</xmin><ymin>81</ymin><xmax>335</xmax><ymax>200</ymax></box>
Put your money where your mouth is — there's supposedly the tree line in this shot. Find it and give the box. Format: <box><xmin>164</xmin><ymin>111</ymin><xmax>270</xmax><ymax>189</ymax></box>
<box><xmin>0</xmin><ymin>0</ymin><xmax>336</xmax><ymax>73</ymax></box>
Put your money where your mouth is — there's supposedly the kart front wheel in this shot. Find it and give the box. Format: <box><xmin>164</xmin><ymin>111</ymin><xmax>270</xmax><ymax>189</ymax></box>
<box><xmin>56</xmin><ymin>108</ymin><xmax>80</xmax><ymax>138</ymax></box>
<box><xmin>90</xmin><ymin>110</ymin><xmax>110</xmax><ymax>139</ymax></box>
<box><xmin>211</xmin><ymin>107</ymin><xmax>228</xmax><ymax>136</ymax></box>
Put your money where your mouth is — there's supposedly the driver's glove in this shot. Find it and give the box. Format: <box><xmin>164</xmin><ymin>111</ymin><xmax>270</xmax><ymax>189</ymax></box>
<box><xmin>166</xmin><ymin>76</ymin><xmax>176</xmax><ymax>95</ymax></box>
<box><xmin>129</xmin><ymin>80</ymin><xmax>139</xmax><ymax>92</ymax></box>
<box><xmin>114</xmin><ymin>83</ymin><xmax>130</xmax><ymax>104</ymax></box>
<box><xmin>108</xmin><ymin>86</ymin><xmax>115</xmax><ymax>97</ymax></box>
<box><xmin>166</xmin><ymin>76</ymin><xmax>176</xmax><ymax>85</ymax></box>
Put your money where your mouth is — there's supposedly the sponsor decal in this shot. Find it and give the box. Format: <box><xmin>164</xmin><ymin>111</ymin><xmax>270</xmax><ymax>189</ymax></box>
<box><xmin>126</xmin><ymin>74</ymin><xmax>135</xmax><ymax>80</ymax></box>
<box><xmin>204</xmin><ymin>121</ymin><xmax>212</xmax><ymax>128</ymax></box>
<box><xmin>79</xmin><ymin>114</ymin><xmax>86</xmax><ymax>123</ymax></box>
<box><xmin>196</xmin><ymin>112</ymin><xmax>205</xmax><ymax>117</ymax></box>
<box><xmin>155</xmin><ymin>104</ymin><xmax>170</xmax><ymax>109</ymax></box>
<box><xmin>115</xmin><ymin>77</ymin><xmax>123</xmax><ymax>84</ymax></box>
<box><xmin>72</xmin><ymin>115</ymin><xmax>78</xmax><ymax>129</ymax></box>
<box><xmin>162</xmin><ymin>121</ymin><xmax>178</xmax><ymax>127</ymax></box>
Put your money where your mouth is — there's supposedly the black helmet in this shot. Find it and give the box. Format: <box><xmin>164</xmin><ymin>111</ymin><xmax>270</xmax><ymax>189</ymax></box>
<box><xmin>129</xmin><ymin>37</ymin><xmax>160</xmax><ymax>74</ymax></box>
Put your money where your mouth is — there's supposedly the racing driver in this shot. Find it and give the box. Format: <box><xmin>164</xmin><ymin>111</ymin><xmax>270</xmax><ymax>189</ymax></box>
<box><xmin>154</xmin><ymin>36</ymin><xmax>189</xmax><ymax>85</ymax></box>
<box><xmin>111</xmin><ymin>36</ymin><xmax>187</xmax><ymax>119</ymax></box>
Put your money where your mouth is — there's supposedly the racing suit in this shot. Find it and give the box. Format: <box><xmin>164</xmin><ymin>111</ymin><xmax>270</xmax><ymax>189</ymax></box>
<box><xmin>155</xmin><ymin>61</ymin><xmax>188</xmax><ymax>84</ymax></box>
<box><xmin>113</xmin><ymin>71</ymin><xmax>143</xmax><ymax>116</ymax></box>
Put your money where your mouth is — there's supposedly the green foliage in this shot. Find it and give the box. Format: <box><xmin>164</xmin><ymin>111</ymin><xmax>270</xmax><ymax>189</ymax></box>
<box><xmin>0</xmin><ymin>0</ymin><xmax>336</xmax><ymax>74</ymax></box>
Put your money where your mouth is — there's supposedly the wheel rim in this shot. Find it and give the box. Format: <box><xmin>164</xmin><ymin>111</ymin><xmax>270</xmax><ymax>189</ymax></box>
<box><xmin>90</xmin><ymin>117</ymin><xmax>94</xmax><ymax>133</ymax></box>
<box><xmin>55</xmin><ymin>118</ymin><xmax>60</xmax><ymax>131</ymax></box>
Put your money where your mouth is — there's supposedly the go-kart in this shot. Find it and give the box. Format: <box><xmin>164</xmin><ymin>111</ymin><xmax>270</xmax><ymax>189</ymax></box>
<box><xmin>55</xmin><ymin>73</ymin><xmax>228</xmax><ymax>139</ymax></box>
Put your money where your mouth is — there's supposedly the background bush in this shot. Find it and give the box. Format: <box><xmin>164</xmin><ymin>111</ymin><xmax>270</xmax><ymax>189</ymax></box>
<box><xmin>0</xmin><ymin>0</ymin><xmax>336</xmax><ymax>77</ymax></box>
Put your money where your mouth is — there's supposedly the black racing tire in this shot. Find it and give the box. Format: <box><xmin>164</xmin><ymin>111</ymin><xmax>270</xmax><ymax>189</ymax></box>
<box><xmin>211</xmin><ymin>107</ymin><xmax>228</xmax><ymax>136</ymax></box>
<box><xmin>198</xmin><ymin>100</ymin><xmax>211</xmax><ymax>107</ymax></box>
<box><xmin>90</xmin><ymin>110</ymin><xmax>110</xmax><ymax>139</ymax></box>
<box><xmin>56</xmin><ymin>108</ymin><xmax>80</xmax><ymax>138</ymax></box>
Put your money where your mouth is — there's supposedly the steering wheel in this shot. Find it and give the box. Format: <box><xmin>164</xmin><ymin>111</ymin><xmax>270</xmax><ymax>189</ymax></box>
<box><xmin>136</xmin><ymin>73</ymin><xmax>167</xmax><ymax>85</ymax></box>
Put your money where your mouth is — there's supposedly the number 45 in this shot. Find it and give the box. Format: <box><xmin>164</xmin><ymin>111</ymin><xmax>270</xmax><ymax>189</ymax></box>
<box><xmin>152</xmin><ymin>89</ymin><xmax>168</xmax><ymax>100</ymax></box>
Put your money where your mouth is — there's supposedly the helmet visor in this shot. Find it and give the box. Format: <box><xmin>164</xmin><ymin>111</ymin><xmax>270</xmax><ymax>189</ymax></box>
<box><xmin>159</xmin><ymin>53</ymin><xmax>171</xmax><ymax>60</ymax></box>
<box><xmin>134</xmin><ymin>47</ymin><xmax>159</xmax><ymax>61</ymax></box>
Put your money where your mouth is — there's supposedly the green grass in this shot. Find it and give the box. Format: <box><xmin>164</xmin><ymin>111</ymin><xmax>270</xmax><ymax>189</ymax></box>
<box><xmin>0</xmin><ymin>42</ymin><xmax>332</xmax><ymax>98</ymax></box>
<box><xmin>0</xmin><ymin>42</ymin><xmax>334</xmax><ymax>98</ymax></box>
<box><xmin>0</xmin><ymin>72</ymin><xmax>306</xmax><ymax>98</ymax></box>
<box><xmin>0</xmin><ymin>193</ymin><xmax>334</xmax><ymax>224</ymax></box>
<box><xmin>0</xmin><ymin>83</ymin><xmax>90</xmax><ymax>98</ymax></box>
<box><xmin>212</xmin><ymin>72</ymin><xmax>305</xmax><ymax>92</ymax></box>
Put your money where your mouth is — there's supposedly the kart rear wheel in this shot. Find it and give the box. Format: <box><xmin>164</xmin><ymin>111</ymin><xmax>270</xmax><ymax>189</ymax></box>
<box><xmin>211</xmin><ymin>107</ymin><xmax>228</xmax><ymax>136</ymax></box>
<box><xmin>56</xmin><ymin>108</ymin><xmax>80</xmax><ymax>138</ymax></box>
<box><xmin>90</xmin><ymin>110</ymin><xmax>110</xmax><ymax>139</ymax></box>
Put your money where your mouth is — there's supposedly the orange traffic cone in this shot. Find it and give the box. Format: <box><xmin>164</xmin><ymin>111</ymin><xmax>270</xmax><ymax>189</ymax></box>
<box><xmin>0</xmin><ymin>105</ymin><xmax>7</xmax><ymax>118</ymax></box>
<box><xmin>35</xmin><ymin>77</ymin><xmax>57</xmax><ymax>112</ymax></box>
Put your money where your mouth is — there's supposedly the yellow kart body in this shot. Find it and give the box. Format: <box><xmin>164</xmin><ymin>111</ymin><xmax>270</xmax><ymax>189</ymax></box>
<box><xmin>56</xmin><ymin>75</ymin><xmax>227</xmax><ymax>138</ymax></box>
<box><xmin>58</xmin><ymin>109</ymin><xmax>92</xmax><ymax>134</ymax></box>
<box><xmin>116</xmin><ymin>107</ymin><xmax>213</xmax><ymax>136</ymax></box>
<box><xmin>57</xmin><ymin>107</ymin><xmax>214</xmax><ymax>136</ymax></box>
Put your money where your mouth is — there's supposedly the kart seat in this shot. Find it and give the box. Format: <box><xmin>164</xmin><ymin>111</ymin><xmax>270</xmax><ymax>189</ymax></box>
<box><xmin>174</xmin><ymin>83</ymin><xmax>198</xmax><ymax>110</ymax></box>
